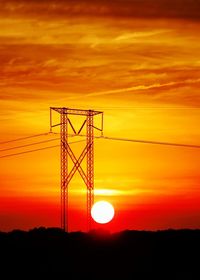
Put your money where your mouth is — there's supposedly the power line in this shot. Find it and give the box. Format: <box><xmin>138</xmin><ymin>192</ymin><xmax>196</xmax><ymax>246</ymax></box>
<box><xmin>1</xmin><ymin>133</ymin><xmax>200</xmax><ymax>158</ymax></box>
<box><xmin>0</xmin><ymin>145</ymin><xmax>60</xmax><ymax>159</ymax></box>
<box><xmin>70</xmin><ymin>134</ymin><xmax>200</xmax><ymax>149</ymax></box>
<box><xmin>68</xmin><ymin>105</ymin><xmax>200</xmax><ymax>110</ymax></box>
<box><xmin>0</xmin><ymin>138</ymin><xmax>60</xmax><ymax>152</ymax></box>
<box><xmin>100</xmin><ymin>136</ymin><xmax>200</xmax><ymax>149</ymax></box>
<box><xmin>0</xmin><ymin>132</ymin><xmax>50</xmax><ymax>145</ymax></box>
<box><xmin>0</xmin><ymin>139</ymin><xmax>85</xmax><ymax>159</ymax></box>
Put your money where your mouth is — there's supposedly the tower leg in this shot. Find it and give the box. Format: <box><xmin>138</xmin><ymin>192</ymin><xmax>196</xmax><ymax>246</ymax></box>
<box><xmin>87</xmin><ymin>112</ymin><xmax>94</xmax><ymax>231</ymax></box>
<box><xmin>61</xmin><ymin>112</ymin><xmax>68</xmax><ymax>231</ymax></box>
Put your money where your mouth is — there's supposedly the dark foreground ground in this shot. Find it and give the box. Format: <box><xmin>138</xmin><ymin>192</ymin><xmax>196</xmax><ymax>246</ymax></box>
<box><xmin>0</xmin><ymin>228</ymin><xmax>199</xmax><ymax>279</ymax></box>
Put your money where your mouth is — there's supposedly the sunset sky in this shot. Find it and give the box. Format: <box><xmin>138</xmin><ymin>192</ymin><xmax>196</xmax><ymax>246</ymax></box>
<box><xmin>0</xmin><ymin>0</ymin><xmax>200</xmax><ymax>232</ymax></box>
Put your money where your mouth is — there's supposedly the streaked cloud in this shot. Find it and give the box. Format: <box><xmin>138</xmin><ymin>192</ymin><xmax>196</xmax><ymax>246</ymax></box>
<box><xmin>70</xmin><ymin>188</ymin><xmax>161</xmax><ymax>196</ymax></box>
<box><xmin>84</xmin><ymin>79</ymin><xmax>200</xmax><ymax>98</ymax></box>
<box><xmin>1</xmin><ymin>0</ymin><xmax>200</xmax><ymax>20</ymax></box>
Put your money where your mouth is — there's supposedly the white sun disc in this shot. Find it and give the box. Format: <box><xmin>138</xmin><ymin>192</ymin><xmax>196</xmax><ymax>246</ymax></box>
<box><xmin>91</xmin><ymin>201</ymin><xmax>115</xmax><ymax>224</ymax></box>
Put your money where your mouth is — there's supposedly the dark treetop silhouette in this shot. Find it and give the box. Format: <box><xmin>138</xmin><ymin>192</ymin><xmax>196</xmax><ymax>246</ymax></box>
<box><xmin>0</xmin><ymin>227</ymin><xmax>199</xmax><ymax>279</ymax></box>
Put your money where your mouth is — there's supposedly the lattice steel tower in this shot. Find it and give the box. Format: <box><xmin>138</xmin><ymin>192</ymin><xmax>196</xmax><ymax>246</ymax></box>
<box><xmin>50</xmin><ymin>107</ymin><xmax>103</xmax><ymax>232</ymax></box>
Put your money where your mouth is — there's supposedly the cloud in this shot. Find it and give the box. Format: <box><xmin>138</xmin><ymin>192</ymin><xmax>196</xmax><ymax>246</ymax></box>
<box><xmin>84</xmin><ymin>78</ymin><xmax>200</xmax><ymax>98</ymax></box>
<box><xmin>114</xmin><ymin>30</ymin><xmax>171</xmax><ymax>42</ymax></box>
<box><xmin>1</xmin><ymin>0</ymin><xmax>200</xmax><ymax>20</ymax></box>
<box><xmin>0</xmin><ymin>0</ymin><xmax>200</xmax><ymax>109</ymax></box>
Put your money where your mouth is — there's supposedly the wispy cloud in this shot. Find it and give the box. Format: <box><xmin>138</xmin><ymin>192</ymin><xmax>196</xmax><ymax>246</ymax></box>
<box><xmin>1</xmin><ymin>0</ymin><xmax>200</xmax><ymax>20</ymax></box>
<box><xmin>115</xmin><ymin>30</ymin><xmax>171</xmax><ymax>42</ymax></box>
<box><xmin>70</xmin><ymin>188</ymin><xmax>159</xmax><ymax>196</ymax></box>
<box><xmin>84</xmin><ymin>78</ymin><xmax>200</xmax><ymax>98</ymax></box>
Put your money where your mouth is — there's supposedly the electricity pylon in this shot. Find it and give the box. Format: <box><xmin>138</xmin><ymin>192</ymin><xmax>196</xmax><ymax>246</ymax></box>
<box><xmin>50</xmin><ymin>107</ymin><xmax>103</xmax><ymax>232</ymax></box>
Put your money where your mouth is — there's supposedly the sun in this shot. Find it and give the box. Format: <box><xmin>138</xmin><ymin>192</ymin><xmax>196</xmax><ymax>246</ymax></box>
<box><xmin>91</xmin><ymin>201</ymin><xmax>115</xmax><ymax>224</ymax></box>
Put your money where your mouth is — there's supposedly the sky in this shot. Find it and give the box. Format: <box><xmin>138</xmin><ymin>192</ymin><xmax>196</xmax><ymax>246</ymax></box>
<box><xmin>0</xmin><ymin>0</ymin><xmax>200</xmax><ymax>232</ymax></box>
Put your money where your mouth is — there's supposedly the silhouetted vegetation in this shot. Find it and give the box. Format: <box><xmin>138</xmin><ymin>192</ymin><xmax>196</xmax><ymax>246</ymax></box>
<box><xmin>0</xmin><ymin>228</ymin><xmax>199</xmax><ymax>279</ymax></box>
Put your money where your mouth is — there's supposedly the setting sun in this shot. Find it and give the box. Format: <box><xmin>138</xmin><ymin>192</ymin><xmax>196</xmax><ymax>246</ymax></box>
<box><xmin>91</xmin><ymin>201</ymin><xmax>115</xmax><ymax>224</ymax></box>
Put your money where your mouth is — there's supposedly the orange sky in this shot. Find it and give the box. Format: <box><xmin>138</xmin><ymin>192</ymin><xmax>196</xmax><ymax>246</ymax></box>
<box><xmin>0</xmin><ymin>0</ymin><xmax>200</xmax><ymax>232</ymax></box>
